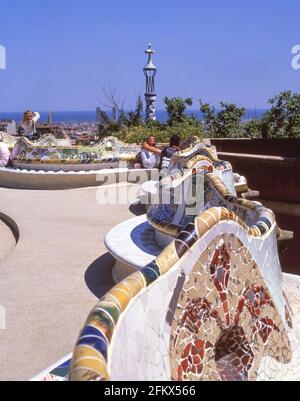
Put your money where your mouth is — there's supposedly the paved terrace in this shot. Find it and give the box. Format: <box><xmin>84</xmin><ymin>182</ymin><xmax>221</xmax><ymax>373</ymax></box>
<box><xmin>0</xmin><ymin>184</ymin><xmax>140</xmax><ymax>381</ymax></box>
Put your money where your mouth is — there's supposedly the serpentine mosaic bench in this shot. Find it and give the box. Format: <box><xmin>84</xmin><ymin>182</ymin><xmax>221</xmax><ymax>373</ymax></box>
<box><xmin>67</xmin><ymin>140</ymin><xmax>299</xmax><ymax>381</ymax></box>
<box><xmin>0</xmin><ymin>167</ymin><xmax>156</xmax><ymax>190</ymax></box>
<box><xmin>1</xmin><ymin>132</ymin><xmax>18</xmax><ymax>149</ymax></box>
<box><xmin>32</xmin><ymin>273</ymin><xmax>300</xmax><ymax>381</ymax></box>
<box><xmin>0</xmin><ymin>135</ymin><xmax>160</xmax><ymax>189</ymax></box>
<box><xmin>70</xmin><ymin>204</ymin><xmax>298</xmax><ymax>381</ymax></box>
<box><xmin>30</xmin><ymin>139</ymin><xmax>298</xmax><ymax>381</ymax></box>
<box><xmin>106</xmin><ymin>141</ymin><xmax>254</xmax><ymax>281</ymax></box>
<box><xmin>10</xmin><ymin>136</ymin><xmax>140</xmax><ymax>172</ymax></box>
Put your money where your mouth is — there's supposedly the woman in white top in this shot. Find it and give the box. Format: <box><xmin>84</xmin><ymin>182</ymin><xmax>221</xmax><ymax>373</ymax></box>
<box><xmin>140</xmin><ymin>136</ymin><xmax>161</xmax><ymax>169</ymax></box>
<box><xmin>20</xmin><ymin>111</ymin><xmax>40</xmax><ymax>138</ymax></box>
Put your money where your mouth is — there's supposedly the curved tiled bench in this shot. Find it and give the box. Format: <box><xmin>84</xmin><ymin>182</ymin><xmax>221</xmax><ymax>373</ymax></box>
<box><xmin>70</xmin><ymin>205</ymin><xmax>295</xmax><ymax>381</ymax></box>
<box><xmin>106</xmin><ymin>169</ymin><xmax>202</xmax><ymax>281</ymax></box>
<box><xmin>69</xmin><ymin>142</ymin><xmax>297</xmax><ymax>381</ymax></box>
<box><xmin>141</xmin><ymin>169</ymin><xmax>245</xmax><ymax>206</ymax></box>
<box><xmin>146</xmin><ymin>172</ymin><xmax>276</xmax><ymax>238</ymax></box>
<box><xmin>0</xmin><ymin>167</ymin><xmax>156</xmax><ymax>190</ymax></box>
<box><xmin>169</xmin><ymin>142</ymin><xmax>236</xmax><ymax>195</ymax></box>
<box><xmin>10</xmin><ymin>135</ymin><xmax>141</xmax><ymax>170</ymax></box>
<box><xmin>106</xmin><ymin>167</ymin><xmax>279</xmax><ymax>283</ymax></box>
<box><xmin>104</xmin><ymin>215</ymin><xmax>162</xmax><ymax>283</ymax></box>
<box><xmin>4</xmin><ymin>135</ymin><xmax>149</xmax><ymax>189</ymax></box>
<box><xmin>12</xmin><ymin>161</ymin><xmax>132</xmax><ymax>172</ymax></box>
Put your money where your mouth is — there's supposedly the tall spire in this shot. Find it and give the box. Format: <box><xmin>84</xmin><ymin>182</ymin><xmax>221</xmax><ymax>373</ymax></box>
<box><xmin>143</xmin><ymin>44</ymin><xmax>157</xmax><ymax>121</ymax></box>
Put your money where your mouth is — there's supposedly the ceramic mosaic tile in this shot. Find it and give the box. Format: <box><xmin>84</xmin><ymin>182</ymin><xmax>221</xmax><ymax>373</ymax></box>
<box><xmin>67</xmin><ymin>141</ymin><xmax>296</xmax><ymax>381</ymax></box>
<box><xmin>11</xmin><ymin>135</ymin><xmax>140</xmax><ymax>167</ymax></box>
<box><xmin>170</xmin><ymin>234</ymin><xmax>291</xmax><ymax>381</ymax></box>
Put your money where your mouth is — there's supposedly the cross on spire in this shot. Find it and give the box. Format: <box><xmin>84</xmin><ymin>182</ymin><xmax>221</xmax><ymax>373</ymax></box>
<box><xmin>143</xmin><ymin>43</ymin><xmax>157</xmax><ymax>121</ymax></box>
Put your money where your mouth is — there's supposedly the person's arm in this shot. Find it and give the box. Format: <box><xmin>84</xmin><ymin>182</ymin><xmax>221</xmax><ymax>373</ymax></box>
<box><xmin>142</xmin><ymin>142</ymin><xmax>161</xmax><ymax>155</ymax></box>
<box><xmin>32</xmin><ymin>112</ymin><xmax>40</xmax><ymax>124</ymax></box>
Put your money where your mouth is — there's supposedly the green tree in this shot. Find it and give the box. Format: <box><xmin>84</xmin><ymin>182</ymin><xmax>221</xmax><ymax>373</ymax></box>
<box><xmin>260</xmin><ymin>91</ymin><xmax>300</xmax><ymax>138</ymax></box>
<box><xmin>98</xmin><ymin>109</ymin><xmax>125</xmax><ymax>138</ymax></box>
<box><xmin>128</xmin><ymin>95</ymin><xmax>144</xmax><ymax>127</ymax></box>
<box><xmin>122</xmin><ymin>120</ymin><xmax>203</xmax><ymax>144</ymax></box>
<box><xmin>164</xmin><ymin>97</ymin><xmax>194</xmax><ymax>125</ymax></box>
<box><xmin>200</xmin><ymin>101</ymin><xmax>246</xmax><ymax>138</ymax></box>
<box><xmin>243</xmin><ymin>119</ymin><xmax>262</xmax><ymax>139</ymax></box>
<box><xmin>98</xmin><ymin>95</ymin><xmax>144</xmax><ymax>138</ymax></box>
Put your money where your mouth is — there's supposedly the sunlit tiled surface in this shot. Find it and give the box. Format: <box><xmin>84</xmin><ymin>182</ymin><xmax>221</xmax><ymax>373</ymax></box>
<box><xmin>36</xmin><ymin>272</ymin><xmax>300</xmax><ymax>382</ymax></box>
<box><xmin>170</xmin><ymin>234</ymin><xmax>291</xmax><ymax>381</ymax></box>
<box><xmin>257</xmin><ymin>274</ymin><xmax>300</xmax><ymax>381</ymax></box>
<box><xmin>33</xmin><ymin>141</ymin><xmax>299</xmax><ymax>382</ymax></box>
<box><xmin>68</xmin><ymin>142</ymin><xmax>295</xmax><ymax>381</ymax></box>
<box><xmin>11</xmin><ymin>136</ymin><xmax>140</xmax><ymax>167</ymax></box>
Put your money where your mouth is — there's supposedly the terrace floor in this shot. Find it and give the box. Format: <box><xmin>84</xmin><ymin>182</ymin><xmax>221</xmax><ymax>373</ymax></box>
<box><xmin>0</xmin><ymin>183</ymin><xmax>138</xmax><ymax>381</ymax></box>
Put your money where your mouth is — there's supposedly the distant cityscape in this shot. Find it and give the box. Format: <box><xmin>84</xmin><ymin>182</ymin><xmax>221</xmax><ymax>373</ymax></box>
<box><xmin>0</xmin><ymin>109</ymin><xmax>268</xmax><ymax>128</ymax></box>
<box><xmin>0</xmin><ymin>107</ymin><xmax>269</xmax><ymax>146</ymax></box>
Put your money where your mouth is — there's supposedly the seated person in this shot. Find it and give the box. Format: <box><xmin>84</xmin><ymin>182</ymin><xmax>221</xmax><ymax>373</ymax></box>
<box><xmin>20</xmin><ymin>111</ymin><xmax>40</xmax><ymax>139</ymax></box>
<box><xmin>0</xmin><ymin>133</ymin><xmax>10</xmax><ymax>167</ymax></box>
<box><xmin>159</xmin><ymin>134</ymin><xmax>181</xmax><ymax>170</ymax></box>
<box><xmin>136</xmin><ymin>136</ymin><xmax>161</xmax><ymax>169</ymax></box>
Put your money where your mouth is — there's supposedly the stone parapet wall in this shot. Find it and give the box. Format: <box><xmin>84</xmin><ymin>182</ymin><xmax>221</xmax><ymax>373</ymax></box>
<box><xmin>211</xmin><ymin>138</ymin><xmax>300</xmax><ymax>158</ymax></box>
<box><xmin>218</xmin><ymin>153</ymin><xmax>300</xmax><ymax>204</ymax></box>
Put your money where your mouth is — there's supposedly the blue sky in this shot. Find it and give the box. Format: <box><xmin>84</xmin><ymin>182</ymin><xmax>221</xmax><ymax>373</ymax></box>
<box><xmin>0</xmin><ymin>0</ymin><xmax>300</xmax><ymax>111</ymax></box>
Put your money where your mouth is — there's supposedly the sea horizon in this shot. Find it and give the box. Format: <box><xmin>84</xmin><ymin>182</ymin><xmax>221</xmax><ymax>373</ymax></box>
<box><xmin>0</xmin><ymin>109</ymin><xmax>268</xmax><ymax>124</ymax></box>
